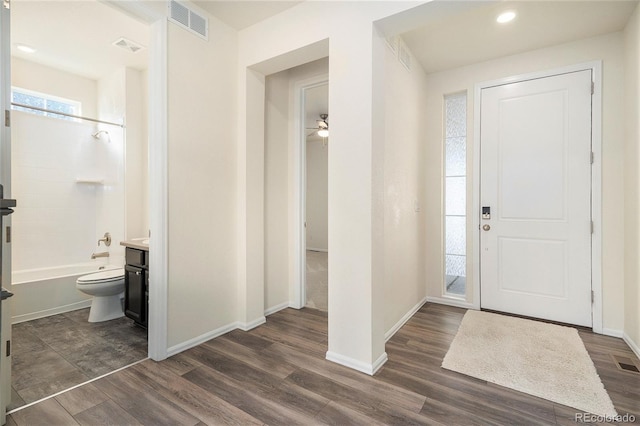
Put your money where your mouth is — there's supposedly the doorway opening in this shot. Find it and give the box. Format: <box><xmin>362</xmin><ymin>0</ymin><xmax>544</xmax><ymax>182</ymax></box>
<box><xmin>7</xmin><ymin>0</ymin><xmax>151</xmax><ymax>411</ymax></box>
<box><xmin>262</xmin><ymin>56</ymin><xmax>328</xmax><ymax>319</ymax></box>
<box><xmin>303</xmin><ymin>83</ymin><xmax>329</xmax><ymax>311</ymax></box>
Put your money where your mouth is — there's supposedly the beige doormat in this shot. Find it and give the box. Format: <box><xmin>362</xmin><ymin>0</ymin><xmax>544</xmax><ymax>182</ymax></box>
<box><xmin>442</xmin><ymin>310</ymin><xmax>617</xmax><ymax>417</ymax></box>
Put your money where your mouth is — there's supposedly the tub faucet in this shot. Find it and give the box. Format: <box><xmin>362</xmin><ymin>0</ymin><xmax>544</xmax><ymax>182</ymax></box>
<box><xmin>98</xmin><ymin>232</ymin><xmax>111</xmax><ymax>247</ymax></box>
<box><xmin>91</xmin><ymin>252</ymin><xmax>109</xmax><ymax>259</ymax></box>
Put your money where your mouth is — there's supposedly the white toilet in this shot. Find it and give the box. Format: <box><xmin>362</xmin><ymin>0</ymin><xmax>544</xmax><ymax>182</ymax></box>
<box><xmin>76</xmin><ymin>268</ymin><xmax>125</xmax><ymax>322</ymax></box>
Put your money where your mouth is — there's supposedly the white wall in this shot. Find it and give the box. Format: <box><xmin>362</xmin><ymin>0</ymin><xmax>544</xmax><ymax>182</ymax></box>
<box><xmin>141</xmin><ymin>69</ymin><xmax>149</xmax><ymax>236</ymax></box>
<box><xmin>12</xmin><ymin>57</ymin><xmax>97</xmax><ymax>119</ymax></box>
<box><xmin>383</xmin><ymin>39</ymin><xmax>428</xmax><ymax>335</ymax></box>
<box><xmin>264</xmin><ymin>70</ymin><xmax>290</xmax><ymax>311</ymax></box>
<box><xmin>423</xmin><ymin>32</ymin><xmax>626</xmax><ymax>332</ymax></box>
<box><xmin>306</xmin><ymin>137</ymin><xmax>328</xmax><ymax>252</ymax></box>
<box><xmin>166</xmin><ymin>18</ymin><xmax>238</xmax><ymax>349</ymax></box>
<box><xmin>124</xmin><ymin>68</ymin><xmax>147</xmax><ymax>240</ymax></box>
<box><xmin>624</xmin><ymin>4</ymin><xmax>640</xmax><ymax>355</ymax></box>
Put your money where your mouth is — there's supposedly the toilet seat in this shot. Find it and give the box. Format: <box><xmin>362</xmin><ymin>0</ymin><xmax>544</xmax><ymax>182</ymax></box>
<box><xmin>77</xmin><ymin>268</ymin><xmax>124</xmax><ymax>284</ymax></box>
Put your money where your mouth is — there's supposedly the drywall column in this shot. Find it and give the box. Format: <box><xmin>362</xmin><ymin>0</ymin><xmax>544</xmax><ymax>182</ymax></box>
<box><xmin>624</xmin><ymin>4</ymin><xmax>640</xmax><ymax>355</ymax></box>
<box><xmin>237</xmin><ymin>68</ymin><xmax>267</xmax><ymax>329</ymax></box>
<box><xmin>325</xmin><ymin>22</ymin><xmax>387</xmax><ymax>375</ymax></box>
<box><xmin>165</xmin><ymin>18</ymin><xmax>239</xmax><ymax>352</ymax></box>
<box><xmin>236</xmin><ymin>0</ymin><xmax>422</xmax><ymax>375</ymax></box>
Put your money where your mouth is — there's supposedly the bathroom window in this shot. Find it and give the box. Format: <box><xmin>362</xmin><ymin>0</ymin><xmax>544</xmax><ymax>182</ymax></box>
<box><xmin>11</xmin><ymin>87</ymin><xmax>81</xmax><ymax>122</ymax></box>
<box><xmin>444</xmin><ymin>92</ymin><xmax>466</xmax><ymax>297</ymax></box>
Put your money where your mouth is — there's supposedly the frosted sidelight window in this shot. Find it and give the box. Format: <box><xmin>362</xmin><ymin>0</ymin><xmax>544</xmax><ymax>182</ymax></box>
<box><xmin>444</xmin><ymin>92</ymin><xmax>466</xmax><ymax>296</ymax></box>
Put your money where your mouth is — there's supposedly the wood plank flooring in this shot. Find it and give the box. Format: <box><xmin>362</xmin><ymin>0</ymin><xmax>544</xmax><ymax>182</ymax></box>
<box><xmin>7</xmin><ymin>304</ymin><xmax>640</xmax><ymax>425</ymax></box>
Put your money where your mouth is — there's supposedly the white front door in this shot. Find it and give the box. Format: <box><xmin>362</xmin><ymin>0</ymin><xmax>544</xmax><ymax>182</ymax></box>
<box><xmin>480</xmin><ymin>70</ymin><xmax>593</xmax><ymax>327</ymax></box>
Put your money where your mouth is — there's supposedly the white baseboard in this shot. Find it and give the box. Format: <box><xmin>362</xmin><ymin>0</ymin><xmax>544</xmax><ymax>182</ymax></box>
<box><xmin>237</xmin><ymin>316</ymin><xmax>266</xmax><ymax>331</ymax></box>
<box><xmin>12</xmin><ymin>300</ymin><xmax>92</xmax><ymax>324</ymax></box>
<box><xmin>325</xmin><ymin>350</ymin><xmax>388</xmax><ymax>376</ymax></box>
<box><xmin>623</xmin><ymin>333</ymin><xmax>640</xmax><ymax>360</ymax></box>
<box><xmin>371</xmin><ymin>352</ymin><xmax>388</xmax><ymax>374</ymax></box>
<box><xmin>264</xmin><ymin>301</ymin><xmax>290</xmax><ymax>316</ymax></box>
<box><xmin>426</xmin><ymin>296</ymin><xmax>475</xmax><ymax>310</ymax></box>
<box><xmin>166</xmin><ymin>314</ymin><xmax>267</xmax><ymax>358</ymax></box>
<box><xmin>166</xmin><ymin>321</ymin><xmax>238</xmax><ymax>357</ymax></box>
<box><xmin>385</xmin><ymin>297</ymin><xmax>427</xmax><ymax>342</ymax></box>
<box><xmin>306</xmin><ymin>247</ymin><xmax>328</xmax><ymax>253</ymax></box>
<box><xmin>602</xmin><ymin>328</ymin><xmax>623</xmax><ymax>338</ymax></box>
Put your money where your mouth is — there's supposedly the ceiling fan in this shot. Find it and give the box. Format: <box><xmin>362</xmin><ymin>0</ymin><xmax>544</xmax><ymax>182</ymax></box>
<box><xmin>307</xmin><ymin>113</ymin><xmax>329</xmax><ymax>138</ymax></box>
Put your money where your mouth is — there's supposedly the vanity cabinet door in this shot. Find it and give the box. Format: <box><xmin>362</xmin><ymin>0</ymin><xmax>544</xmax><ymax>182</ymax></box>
<box><xmin>124</xmin><ymin>264</ymin><xmax>146</xmax><ymax>326</ymax></box>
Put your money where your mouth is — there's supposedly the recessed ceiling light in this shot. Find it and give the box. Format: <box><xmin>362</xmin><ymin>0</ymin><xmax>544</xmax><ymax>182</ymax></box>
<box><xmin>16</xmin><ymin>44</ymin><xmax>36</xmax><ymax>54</ymax></box>
<box><xmin>497</xmin><ymin>11</ymin><xmax>516</xmax><ymax>24</ymax></box>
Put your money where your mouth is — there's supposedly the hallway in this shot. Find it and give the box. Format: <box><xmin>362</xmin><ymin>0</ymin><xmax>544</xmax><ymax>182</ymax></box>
<box><xmin>8</xmin><ymin>304</ymin><xmax>640</xmax><ymax>424</ymax></box>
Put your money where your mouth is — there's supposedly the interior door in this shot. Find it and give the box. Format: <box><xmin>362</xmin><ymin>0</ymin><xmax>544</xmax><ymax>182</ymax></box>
<box><xmin>480</xmin><ymin>70</ymin><xmax>593</xmax><ymax>327</ymax></box>
<box><xmin>0</xmin><ymin>0</ymin><xmax>11</xmax><ymax>424</ymax></box>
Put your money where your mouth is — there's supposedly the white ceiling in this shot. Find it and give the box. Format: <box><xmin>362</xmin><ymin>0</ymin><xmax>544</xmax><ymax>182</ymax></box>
<box><xmin>11</xmin><ymin>0</ymin><xmax>150</xmax><ymax>81</ymax></box>
<box><xmin>9</xmin><ymin>0</ymin><xmax>638</xmax><ymax>87</ymax></box>
<box><xmin>8</xmin><ymin>0</ymin><xmax>300</xmax><ymax>82</ymax></box>
<box><xmin>194</xmin><ymin>0</ymin><xmax>302</xmax><ymax>30</ymax></box>
<box><xmin>402</xmin><ymin>1</ymin><xmax>639</xmax><ymax>74</ymax></box>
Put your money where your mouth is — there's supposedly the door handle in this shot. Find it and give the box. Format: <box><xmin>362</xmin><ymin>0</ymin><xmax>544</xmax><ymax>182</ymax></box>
<box><xmin>1</xmin><ymin>288</ymin><xmax>14</xmax><ymax>300</ymax></box>
<box><xmin>482</xmin><ymin>224</ymin><xmax>491</xmax><ymax>231</ymax></box>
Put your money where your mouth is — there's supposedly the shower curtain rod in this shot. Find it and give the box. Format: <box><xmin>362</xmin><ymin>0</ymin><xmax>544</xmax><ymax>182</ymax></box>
<box><xmin>10</xmin><ymin>102</ymin><xmax>125</xmax><ymax>128</ymax></box>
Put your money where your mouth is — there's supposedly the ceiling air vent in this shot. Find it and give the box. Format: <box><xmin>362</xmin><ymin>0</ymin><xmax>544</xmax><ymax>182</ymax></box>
<box><xmin>112</xmin><ymin>37</ymin><xmax>145</xmax><ymax>53</ymax></box>
<box><xmin>169</xmin><ymin>0</ymin><xmax>209</xmax><ymax>41</ymax></box>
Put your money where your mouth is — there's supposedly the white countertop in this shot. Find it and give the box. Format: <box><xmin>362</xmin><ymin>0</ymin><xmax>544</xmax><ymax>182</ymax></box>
<box><xmin>120</xmin><ymin>237</ymin><xmax>149</xmax><ymax>251</ymax></box>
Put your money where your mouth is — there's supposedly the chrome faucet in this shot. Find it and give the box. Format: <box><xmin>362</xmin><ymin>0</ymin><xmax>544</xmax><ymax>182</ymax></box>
<box><xmin>98</xmin><ymin>232</ymin><xmax>112</xmax><ymax>247</ymax></box>
<box><xmin>91</xmin><ymin>252</ymin><xmax>110</xmax><ymax>259</ymax></box>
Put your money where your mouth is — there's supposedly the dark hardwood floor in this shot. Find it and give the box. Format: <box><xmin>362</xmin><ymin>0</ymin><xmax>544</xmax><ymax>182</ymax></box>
<box><xmin>7</xmin><ymin>304</ymin><xmax>640</xmax><ymax>425</ymax></box>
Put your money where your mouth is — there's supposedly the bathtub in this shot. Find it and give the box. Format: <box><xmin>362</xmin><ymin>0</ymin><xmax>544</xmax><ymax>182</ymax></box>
<box><xmin>11</xmin><ymin>262</ymin><xmax>121</xmax><ymax>324</ymax></box>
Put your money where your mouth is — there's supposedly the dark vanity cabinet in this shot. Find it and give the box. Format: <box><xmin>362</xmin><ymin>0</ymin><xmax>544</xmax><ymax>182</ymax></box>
<box><xmin>124</xmin><ymin>247</ymin><xmax>148</xmax><ymax>328</ymax></box>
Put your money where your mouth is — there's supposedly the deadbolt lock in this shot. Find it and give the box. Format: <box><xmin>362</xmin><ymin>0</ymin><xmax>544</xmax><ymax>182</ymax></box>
<box><xmin>482</xmin><ymin>206</ymin><xmax>491</xmax><ymax>220</ymax></box>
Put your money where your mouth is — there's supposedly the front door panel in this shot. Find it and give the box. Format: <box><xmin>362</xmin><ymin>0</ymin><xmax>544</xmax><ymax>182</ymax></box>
<box><xmin>480</xmin><ymin>70</ymin><xmax>593</xmax><ymax>327</ymax></box>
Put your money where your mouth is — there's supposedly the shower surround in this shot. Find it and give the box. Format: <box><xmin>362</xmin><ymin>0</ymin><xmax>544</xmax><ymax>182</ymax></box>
<box><xmin>10</xmin><ymin>110</ymin><xmax>125</xmax><ymax>323</ymax></box>
<box><xmin>8</xmin><ymin>65</ymin><xmax>147</xmax><ymax>324</ymax></box>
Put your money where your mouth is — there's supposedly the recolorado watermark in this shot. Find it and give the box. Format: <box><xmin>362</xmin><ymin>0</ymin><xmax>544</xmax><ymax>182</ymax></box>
<box><xmin>575</xmin><ymin>413</ymin><xmax>636</xmax><ymax>423</ymax></box>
